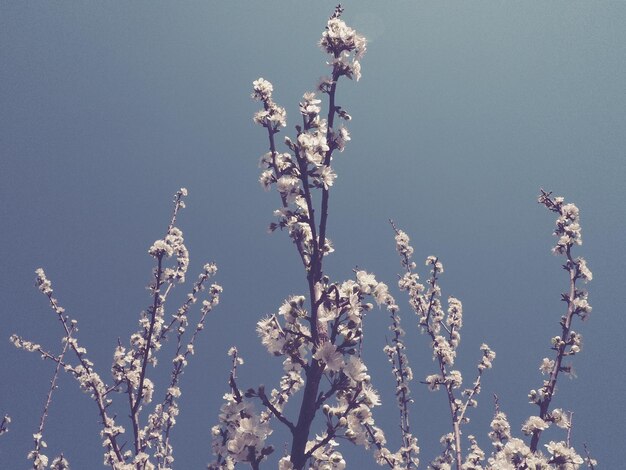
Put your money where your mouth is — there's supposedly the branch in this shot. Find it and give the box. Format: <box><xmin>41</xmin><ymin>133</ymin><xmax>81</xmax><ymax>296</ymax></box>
<box><xmin>29</xmin><ymin>327</ymin><xmax>74</xmax><ymax>469</ymax></box>
<box><xmin>256</xmin><ymin>386</ymin><xmax>295</xmax><ymax>434</ymax></box>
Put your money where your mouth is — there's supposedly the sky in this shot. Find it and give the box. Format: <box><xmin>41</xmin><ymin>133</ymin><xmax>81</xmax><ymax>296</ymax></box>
<box><xmin>1</xmin><ymin>1</ymin><xmax>625</xmax><ymax>467</ymax></box>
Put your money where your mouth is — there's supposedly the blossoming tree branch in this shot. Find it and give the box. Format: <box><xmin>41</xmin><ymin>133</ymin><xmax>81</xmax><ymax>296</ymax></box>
<box><xmin>7</xmin><ymin>5</ymin><xmax>596</xmax><ymax>470</ymax></box>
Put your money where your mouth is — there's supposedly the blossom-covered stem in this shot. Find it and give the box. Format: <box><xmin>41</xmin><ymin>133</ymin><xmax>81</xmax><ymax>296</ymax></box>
<box><xmin>253</xmin><ymin>86</ymin><xmax>310</xmax><ymax>269</ymax></box>
<box><xmin>158</xmin><ymin>265</ymin><xmax>214</xmax><ymax>341</ymax></box>
<box><xmin>392</xmin><ymin>320</ymin><xmax>411</xmax><ymax>447</ymax></box>
<box><xmin>265</xmin><ymin>116</ymin><xmax>309</xmax><ymax>269</ymax></box>
<box><xmin>167</xmin><ymin>189</ymin><xmax>186</xmax><ymax>234</ymax></box>
<box><xmin>390</xmin><ymin>221</ymin><xmax>412</xmax><ymax>274</ymax></box>
<box><xmin>424</xmin><ymin>271</ymin><xmax>463</xmax><ymax>469</ymax></box>
<box><xmin>131</xmin><ymin>253</ymin><xmax>164</xmax><ymax>457</ymax></box>
<box><xmin>212</xmin><ymin>349</ymin><xmax>245</xmax><ymax>470</ymax></box>
<box><xmin>389</xmin><ymin>223</ymin><xmax>417</xmax><ymax>462</ymax></box>
<box><xmin>420</xmin><ymin>265</ymin><xmax>465</xmax><ymax>468</ymax></box>
<box><xmin>160</xmin><ymin>318</ymin><xmax>205</xmax><ymax>461</ymax></box>
<box><xmin>163</xmin><ymin>290</ymin><xmax>220</xmax><ymax>457</ymax></box>
<box><xmin>296</xmin><ymin>114</ymin><xmax>321</xmax><ymax>266</ymax></box>
<box><xmin>267</xmin><ymin>127</ymin><xmax>287</xmax><ymax>207</ymax></box>
<box><xmin>444</xmin><ymin>374</ymin><xmax>462</xmax><ymax>467</ymax></box>
<box><xmin>530</xmin><ymin>191</ymin><xmax>592</xmax><ymax>453</ymax></box>
<box><xmin>228</xmin><ymin>349</ymin><xmax>244</xmax><ymax>404</ymax></box>
<box><xmin>307</xmin><ymin>402</ymin><xmax>364</xmax><ymax>462</ymax></box>
<box><xmin>159</xmin><ymin>274</ymin><xmax>220</xmax><ymax>466</ymax></box>
<box><xmin>583</xmin><ymin>444</ymin><xmax>597</xmax><ymax>470</ymax></box>
<box><xmin>316</xmin><ymin>67</ymin><xmax>339</xmax><ymax>273</ymax></box>
<box><xmin>36</xmin><ymin>271</ymin><xmax>125</xmax><ymax>464</ymax></box>
<box><xmin>126</xmin><ymin>377</ymin><xmax>139</xmax><ymax>458</ymax></box>
<box><xmin>78</xmin><ymin>365</ymin><xmax>122</xmax><ymax>460</ymax></box>
<box><xmin>529</xmin><ymin>252</ymin><xmax>576</xmax><ymax>452</ymax></box>
<box><xmin>256</xmin><ymin>387</ymin><xmax>295</xmax><ymax>433</ymax></box>
<box><xmin>78</xmin><ymin>368</ymin><xmax>123</xmax><ymax>464</ymax></box>
<box><xmin>458</xmin><ymin>372</ymin><xmax>483</xmax><ymax>426</ymax></box>
<box><xmin>304</xmin><ymin>385</ymin><xmax>362</xmax><ymax>460</ymax></box>
<box><xmin>304</xmin><ymin>428</ymin><xmax>336</xmax><ymax>460</ymax></box>
<box><xmin>30</xmin><ymin>328</ymin><xmax>73</xmax><ymax>469</ymax></box>
<box><xmin>363</xmin><ymin>424</ymin><xmax>396</xmax><ymax>468</ymax></box>
<box><xmin>9</xmin><ymin>339</ymin><xmax>69</xmax><ymax>368</ymax></box>
<box><xmin>387</xmin><ymin>309</ymin><xmax>416</xmax><ymax>467</ymax></box>
<box><xmin>441</xmin><ymin>364</ymin><xmax>462</xmax><ymax>470</ymax></box>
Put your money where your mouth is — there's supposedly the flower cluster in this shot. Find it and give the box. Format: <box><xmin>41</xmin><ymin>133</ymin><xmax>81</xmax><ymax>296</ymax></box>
<box><xmin>252</xmin><ymin>78</ymin><xmax>287</xmax><ymax>131</ymax></box>
<box><xmin>27</xmin><ymin>433</ymin><xmax>49</xmax><ymax>470</ymax></box>
<box><xmin>487</xmin><ymin>431</ymin><xmax>585</xmax><ymax>469</ymax></box>
<box><xmin>209</xmin><ymin>353</ymin><xmax>274</xmax><ymax>469</ymax></box>
<box><xmin>488</xmin><ymin>409</ymin><xmax>512</xmax><ymax>452</ymax></box>
<box><xmin>319</xmin><ymin>5</ymin><xmax>367</xmax><ymax>82</ymax></box>
<box><xmin>27</xmin><ymin>435</ymin><xmax>69</xmax><ymax>470</ymax></box>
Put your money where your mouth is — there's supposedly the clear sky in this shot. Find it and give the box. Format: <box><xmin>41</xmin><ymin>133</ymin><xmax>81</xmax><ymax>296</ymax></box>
<box><xmin>1</xmin><ymin>1</ymin><xmax>625</xmax><ymax>467</ymax></box>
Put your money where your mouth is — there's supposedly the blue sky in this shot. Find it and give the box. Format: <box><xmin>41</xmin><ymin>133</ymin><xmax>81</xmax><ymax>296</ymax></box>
<box><xmin>1</xmin><ymin>1</ymin><xmax>625</xmax><ymax>467</ymax></box>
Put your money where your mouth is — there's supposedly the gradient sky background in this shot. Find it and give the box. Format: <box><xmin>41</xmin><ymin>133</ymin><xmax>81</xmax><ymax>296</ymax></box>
<box><xmin>2</xmin><ymin>1</ymin><xmax>625</xmax><ymax>468</ymax></box>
